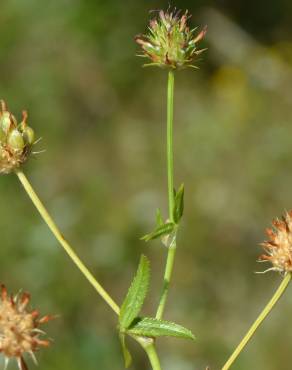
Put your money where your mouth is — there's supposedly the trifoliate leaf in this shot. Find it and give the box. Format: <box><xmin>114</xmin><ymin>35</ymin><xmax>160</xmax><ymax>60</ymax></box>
<box><xmin>119</xmin><ymin>255</ymin><xmax>150</xmax><ymax>330</ymax></box>
<box><xmin>127</xmin><ymin>317</ymin><xmax>195</xmax><ymax>340</ymax></box>
<box><xmin>173</xmin><ymin>183</ymin><xmax>184</xmax><ymax>224</ymax></box>
<box><xmin>141</xmin><ymin>222</ymin><xmax>176</xmax><ymax>242</ymax></box>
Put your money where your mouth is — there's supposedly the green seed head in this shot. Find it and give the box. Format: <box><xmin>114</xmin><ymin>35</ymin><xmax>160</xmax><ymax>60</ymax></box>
<box><xmin>135</xmin><ymin>8</ymin><xmax>207</xmax><ymax>69</ymax></box>
<box><xmin>7</xmin><ymin>129</ymin><xmax>25</xmax><ymax>151</ymax></box>
<box><xmin>0</xmin><ymin>100</ymin><xmax>38</xmax><ymax>174</ymax></box>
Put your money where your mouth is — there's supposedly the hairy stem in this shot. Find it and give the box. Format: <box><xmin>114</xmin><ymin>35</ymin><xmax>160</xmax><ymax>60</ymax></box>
<box><xmin>222</xmin><ymin>273</ymin><xmax>291</xmax><ymax>370</ymax></box>
<box><xmin>15</xmin><ymin>169</ymin><xmax>120</xmax><ymax>315</ymax></box>
<box><xmin>156</xmin><ymin>70</ymin><xmax>176</xmax><ymax>320</ymax></box>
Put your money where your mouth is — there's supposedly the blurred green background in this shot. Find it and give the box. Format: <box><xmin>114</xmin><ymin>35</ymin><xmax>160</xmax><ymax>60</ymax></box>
<box><xmin>1</xmin><ymin>0</ymin><xmax>292</xmax><ymax>369</ymax></box>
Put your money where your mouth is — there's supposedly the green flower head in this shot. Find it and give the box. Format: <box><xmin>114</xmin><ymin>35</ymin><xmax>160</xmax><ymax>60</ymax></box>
<box><xmin>0</xmin><ymin>100</ymin><xmax>36</xmax><ymax>174</ymax></box>
<box><xmin>135</xmin><ymin>8</ymin><xmax>207</xmax><ymax>69</ymax></box>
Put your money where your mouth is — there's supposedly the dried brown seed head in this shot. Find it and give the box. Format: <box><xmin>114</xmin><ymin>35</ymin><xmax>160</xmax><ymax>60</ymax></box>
<box><xmin>259</xmin><ymin>211</ymin><xmax>292</xmax><ymax>273</ymax></box>
<box><xmin>0</xmin><ymin>284</ymin><xmax>53</xmax><ymax>370</ymax></box>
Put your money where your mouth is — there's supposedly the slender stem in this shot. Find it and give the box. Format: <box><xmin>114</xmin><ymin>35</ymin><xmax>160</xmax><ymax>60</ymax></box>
<box><xmin>15</xmin><ymin>169</ymin><xmax>120</xmax><ymax>316</ymax></box>
<box><xmin>166</xmin><ymin>70</ymin><xmax>175</xmax><ymax>222</ymax></box>
<box><xmin>156</xmin><ymin>245</ymin><xmax>176</xmax><ymax>319</ymax></box>
<box><xmin>141</xmin><ymin>341</ymin><xmax>162</xmax><ymax>370</ymax></box>
<box><xmin>156</xmin><ymin>70</ymin><xmax>176</xmax><ymax>320</ymax></box>
<box><xmin>222</xmin><ymin>273</ymin><xmax>291</xmax><ymax>370</ymax></box>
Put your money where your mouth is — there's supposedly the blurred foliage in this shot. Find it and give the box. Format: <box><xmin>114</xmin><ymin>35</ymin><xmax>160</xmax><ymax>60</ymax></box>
<box><xmin>1</xmin><ymin>0</ymin><xmax>292</xmax><ymax>369</ymax></box>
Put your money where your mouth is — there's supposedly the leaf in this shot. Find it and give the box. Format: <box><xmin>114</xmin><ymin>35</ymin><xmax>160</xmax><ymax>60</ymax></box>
<box><xmin>156</xmin><ymin>208</ymin><xmax>164</xmax><ymax>226</ymax></box>
<box><xmin>119</xmin><ymin>333</ymin><xmax>132</xmax><ymax>368</ymax></box>
<box><xmin>127</xmin><ymin>317</ymin><xmax>195</xmax><ymax>340</ymax></box>
<box><xmin>173</xmin><ymin>183</ymin><xmax>184</xmax><ymax>224</ymax></box>
<box><xmin>119</xmin><ymin>255</ymin><xmax>150</xmax><ymax>330</ymax></box>
<box><xmin>141</xmin><ymin>222</ymin><xmax>175</xmax><ymax>242</ymax></box>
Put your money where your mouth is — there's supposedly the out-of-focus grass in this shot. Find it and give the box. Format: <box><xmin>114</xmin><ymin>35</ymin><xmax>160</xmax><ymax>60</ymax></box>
<box><xmin>1</xmin><ymin>1</ymin><xmax>292</xmax><ymax>369</ymax></box>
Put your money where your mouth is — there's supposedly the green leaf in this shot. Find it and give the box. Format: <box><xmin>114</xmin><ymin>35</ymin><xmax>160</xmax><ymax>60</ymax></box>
<box><xmin>141</xmin><ymin>222</ymin><xmax>175</xmax><ymax>242</ymax></box>
<box><xmin>119</xmin><ymin>333</ymin><xmax>132</xmax><ymax>368</ymax></box>
<box><xmin>127</xmin><ymin>317</ymin><xmax>195</xmax><ymax>340</ymax></box>
<box><xmin>119</xmin><ymin>255</ymin><xmax>150</xmax><ymax>330</ymax></box>
<box><xmin>156</xmin><ymin>208</ymin><xmax>164</xmax><ymax>226</ymax></box>
<box><xmin>173</xmin><ymin>183</ymin><xmax>184</xmax><ymax>224</ymax></box>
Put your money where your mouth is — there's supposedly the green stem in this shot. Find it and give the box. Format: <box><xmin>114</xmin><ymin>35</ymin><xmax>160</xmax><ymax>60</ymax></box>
<box><xmin>15</xmin><ymin>169</ymin><xmax>120</xmax><ymax>316</ymax></box>
<box><xmin>156</xmin><ymin>245</ymin><xmax>176</xmax><ymax>319</ymax></box>
<box><xmin>166</xmin><ymin>70</ymin><xmax>175</xmax><ymax>222</ymax></box>
<box><xmin>222</xmin><ymin>273</ymin><xmax>291</xmax><ymax>370</ymax></box>
<box><xmin>141</xmin><ymin>340</ymin><xmax>162</xmax><ymax>370</ymax></box>
<box><xmin>156</xmin><ymin>70</ymin><xmax>176</xmax><ymax>320</ymax></box>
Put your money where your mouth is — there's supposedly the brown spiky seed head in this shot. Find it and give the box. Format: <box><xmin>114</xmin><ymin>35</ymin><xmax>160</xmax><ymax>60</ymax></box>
<box><xmin>135</xmin><ymin>8</ymin><xmax>207</xmax><ymax>69</ymax></box>
<box><xmin>259</xmin><ymin>211</ymin><xmax>292</xmax><ymax>273</ymax></box>
<box><xmin>0</xmin><ymin>284</ymin><xmax>52</xmax><ymax>370</ymax></box>
<box><xmin>0</xmin><ymin>100</ymin><xmax>36</xmax><ymax>174</ymax></box>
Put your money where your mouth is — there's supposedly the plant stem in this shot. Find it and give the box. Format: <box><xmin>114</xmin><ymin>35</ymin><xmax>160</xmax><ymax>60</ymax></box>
<box><xmin>156</xmin><ymin>245</ymin><xmax>176</xmax><ymax>319</ymax></box>
<box><xmin>222</xmin><ymin>273</ymin><xmax>291</xmax><ymax>370</ymax></box>
<box><xmin>166</xmin><ymin>70</ymin><xmax>175</xmax><ymax>222</ymax></box>
<box><xmin>141</xmin><ymin>340</ymin><xmax>162</xmax><ymax>370</ymax></box>
<box><xmin>15</xmin><ymin>169</ymin><xmax>120</xmax><ymax>316</ymax></box>
<box><xmin>156</xmin><ymin>70</ymin><xmax>176</xmax><ymax>320</ymax></box>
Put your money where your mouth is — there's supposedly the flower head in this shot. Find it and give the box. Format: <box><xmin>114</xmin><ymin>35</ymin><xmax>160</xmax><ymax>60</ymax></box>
<box><xmin>0</xmin><ymin>100</ymin><xmax>36</xmax><ymax>174</ymax></box>
<box><xmin>135</xmin><ymin>8</ymin><xmax>207</xmax><ymax>69</ymax></box>
<box><xmin>0</xmin><ymin>284</ymin><xmax>52</xmax><ymax>370</ymax></box>
<box><xmin>259</xmin><ymin>211</ymin><xmax>292</xmax><ymax>274</ymax></box>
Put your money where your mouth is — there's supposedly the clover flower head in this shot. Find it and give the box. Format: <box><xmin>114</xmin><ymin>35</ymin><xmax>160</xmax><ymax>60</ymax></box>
<box><xmin>0</xmin><ymin>284</ymin><xmax>52</xmax><ymax>370</ymax></box>
<box><xmin>0</xmin><ymin>100</ymin><xmax>36</xmax><ymax>174</ymax></box>
<box><xmin>135</xmin><ymin>8</ymin><xmax>207</xmax><ymax>69</ymax></box>
<box><xmin>259</xmin><ymin>211</ymin><xmax>292</xmax><ymax>274</ymax></box>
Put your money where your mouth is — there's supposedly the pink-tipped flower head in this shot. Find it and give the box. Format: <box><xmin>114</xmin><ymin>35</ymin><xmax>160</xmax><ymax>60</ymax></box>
<box><xmin>135</xmin><ymin>8</ymin><xmax>207</xmax><ymax>69</ymax></box>
<box><xmin>0</xmin><ymin>100</ymin><xmax>36</xmax><ymax>174</ymax></box>
<box><xmin>0</xmin><ymin>284</ymin><xmax>52</xmax><ymax>370</ymax></box>
<box><xmin>259</xmin><ymin>211</ymin><xmax>292</xmax><ymax>274</ymax></box>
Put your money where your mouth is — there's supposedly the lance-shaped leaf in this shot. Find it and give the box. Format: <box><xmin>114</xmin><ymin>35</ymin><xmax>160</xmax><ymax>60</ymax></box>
<box><xmin>119</xmin><ymin>333</ymin><xmax>132</xmax><ymax>368</ymax></box>
<box><xmin>173</xmin><ymin>183</ymin><xmax>184</xmax><ymax>224</ymax></box>
<box><xmin>141</xmin><ymin>222</ymin><xmax>175</xmax><ymax>242</ymax></box>
<box><xmin>119</xmin><ymin>255</ymin><xmax>150</xmax><ymax>330</ymax></box>
<box><xmin>127</xmin><ymin>317</ymin><xmax>195</xmax><ymax>340</ymax></box>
